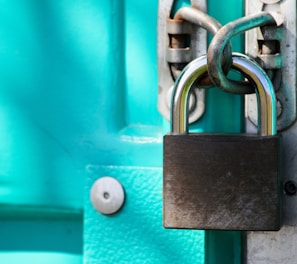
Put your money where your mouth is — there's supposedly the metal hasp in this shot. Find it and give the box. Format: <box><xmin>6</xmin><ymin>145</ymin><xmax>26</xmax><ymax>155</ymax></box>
<box><xmin>245</xmin><ymin>1</ymin><xmax>297</xmax><ymax>263</ymax></box>
<box><xmin>163</xmin><ymin>54</ymin><xmax>281</xmax><ymax>231</ymax></box>
<box><xmin>158</xmin><ymin>0</ymin><xmax>207</xmax><ymax>124</ymax></box>
<box><xmin>245</xmin><ymin>0</ymin><xmax>297</xmax><ymax>131</ymax></box>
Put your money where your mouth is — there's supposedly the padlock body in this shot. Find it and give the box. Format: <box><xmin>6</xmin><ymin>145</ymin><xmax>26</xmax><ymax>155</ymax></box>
<box><xmin>163</xmin><ymin>133</ymin><xmax>281</xmax><ymax>231</ymax></box>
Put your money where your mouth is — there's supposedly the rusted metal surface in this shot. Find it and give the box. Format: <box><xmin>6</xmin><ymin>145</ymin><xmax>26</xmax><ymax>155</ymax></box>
<box><xmin>158</xmin><ymin>1</ymin><xmax>208</xmax><ymax>124</ymax></box>
<box><xmin>207</xmin><ymin>12</ymin><xmax>278</xmax><ymax>94</ymax></box>
<box><xmin>245</xmin><ymin>0</ymin><xmax>296</xmax><ymax>131</ymax></box>
<box><xmin>163</xmin><ymin>134</ymin><xmax>282</xmax><ymax>231</ymax></box>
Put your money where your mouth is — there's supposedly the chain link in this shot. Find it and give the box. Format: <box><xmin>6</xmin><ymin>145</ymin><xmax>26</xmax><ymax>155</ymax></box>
<box><xmin>207</xmin><ymin>12</ymin><xmax>280</xmax><ymax>94</ymax></box>
<box><xmin>167</xmin><ymin>6</ymin><xmax>232</xmax><ymax>85</ymax></box>
<box><xmin>167</xmin><ymin>7</ymin><xmax>283</xmax><ymax>95</ymax></box>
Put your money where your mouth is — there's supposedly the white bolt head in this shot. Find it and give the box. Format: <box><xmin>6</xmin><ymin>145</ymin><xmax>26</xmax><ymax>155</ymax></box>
<box><xmin>90</xmin><ymin>177</ymin><xmax>125</xmax><ymax>215</ymax></box>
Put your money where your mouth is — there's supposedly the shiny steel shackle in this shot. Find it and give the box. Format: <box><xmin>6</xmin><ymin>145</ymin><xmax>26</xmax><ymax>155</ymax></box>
<box><xmin>171</xmin><ymin>53</ymin><xmax>276</xmax><ymax>136</ymax></box>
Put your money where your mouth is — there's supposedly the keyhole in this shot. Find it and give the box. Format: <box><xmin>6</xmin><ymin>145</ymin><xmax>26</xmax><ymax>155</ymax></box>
<box><xmin>103</xmin><ymin>192</ymin><xmax>110</xmax><ymax>199</ymax></box>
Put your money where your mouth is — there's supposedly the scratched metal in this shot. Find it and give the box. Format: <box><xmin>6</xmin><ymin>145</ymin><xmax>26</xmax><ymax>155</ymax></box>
<box><xmin>163</xmin><ymin>134</ymin><xmax>281</xmax><ymax>231</ymax></box>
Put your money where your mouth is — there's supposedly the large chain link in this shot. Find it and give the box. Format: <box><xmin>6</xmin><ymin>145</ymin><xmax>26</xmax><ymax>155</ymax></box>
<box><xmin>168</xmin><ymin>6</ymin><xmax>232</xmax><ymax>85</ymax></box>
<box><xmin>207</xmin><ymin>12</ymin><xmax>283</xmax><ymax>94</ymax></box>
<box><xmin>168</xmin><ymin>6</ymin><xmax>284</xmax><ymax>94</ymax></box>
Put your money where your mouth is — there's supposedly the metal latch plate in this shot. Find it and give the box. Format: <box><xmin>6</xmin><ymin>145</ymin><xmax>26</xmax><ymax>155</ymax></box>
<box><xmin>245</xmin><ymin>0</ymin><xmax>297</xmax><ymax>131</ymax></box>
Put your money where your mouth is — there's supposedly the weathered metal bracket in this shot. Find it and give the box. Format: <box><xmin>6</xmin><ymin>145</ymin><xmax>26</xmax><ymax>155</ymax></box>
<box><xmin>158</xmin><ymin>0</ymin><xmax>207</xmax><ymax>124</ymax></box>
<box><xmin>245</xmin><ymin>1</ymin><xmax>297</xmax><ymax>263</ymax></box>
<box><xmin>245</xmin><ymin>0</ymin><xmax>297</xmax><ymax>131</ymax></box>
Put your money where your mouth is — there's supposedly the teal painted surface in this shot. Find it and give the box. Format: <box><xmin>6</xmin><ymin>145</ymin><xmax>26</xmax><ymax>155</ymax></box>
<box><xmin>205</xmin><ymin>231</ymin><xmax>242</xmax><ymax>264</ymax></box>
<box><xmin>0</xmin><ymin>0</ymin><xmax>245</xmax><ymax>263</ymax></box>
<box><xmin>83</xmin><ymin>0</ymin><xmax>205</xmax><ymax>263</ymax></box>
<box><xmin>0</xmin><ymin>0</ymin><xmax>96</xmax><ymax>214</ymax></box>
<box><xmin>83</xmin><ymin>0</ymin><xmax>243</xmax><ymax>263</ymax></box>
<box><xmin>0</xmin><ymin>219</ymin><xmax>82</xmax><ymax>264</ymax></box>
<box><xmin>206</xmin><ymin>1</ymin><xmax>244</xmax><ymax>263</ymax></box>
<box><xmin>0</xmin><ymin>0</ymin><xmax>101</xmax><ymax>263</ymax></box>
<box><xmin>0</xmin><ymin>253</ymin><xmax>82</xmax><ymax>264</ymax></box>
<box><xmin>85</xmin><ymin>166</ymin><xmax>204</xmax><ymax>263</ymax></box>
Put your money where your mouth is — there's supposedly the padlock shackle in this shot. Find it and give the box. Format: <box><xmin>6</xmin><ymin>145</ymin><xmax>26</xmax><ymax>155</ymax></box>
<box><xmin>232</xmin><ymin>55</ymin><xmax>276</xmax><ymax>136</ymax></box>
<box><xmin>171</xmin><ymin>54</ymin><xmax>276</xmax><ymax>136</ymax></box>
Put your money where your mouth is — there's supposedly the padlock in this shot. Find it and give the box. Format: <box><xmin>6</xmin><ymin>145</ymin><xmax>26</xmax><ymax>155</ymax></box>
<box><xmin>163</xmin><ymin>53</ymin><xmax>282</xmax><ymax>231</ymax></box>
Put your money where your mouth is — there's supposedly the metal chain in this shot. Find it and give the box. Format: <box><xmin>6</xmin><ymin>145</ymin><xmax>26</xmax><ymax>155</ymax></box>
<box><xmin>174</xmin><ymin>6</ymin><xmax>222</xmax><ymax>36</ymax></box>
<box><xmin>254</xmin><ymin>2</ymin><xmax>283</xmax><ymax>92</ymax></box>
<box><xmin>167</xmin><ymin>6</ymin><xmax>232</xmax><ymax>84</ymax></box>
<box><xmin>207</xmin><ymin>12</ymin><xmax>282</xmax><ymax>94</ymax></box>
<box><xmin>167</xmin><ymin>7</ymin><xmax>283</xmax><ymax>95</ymax></box>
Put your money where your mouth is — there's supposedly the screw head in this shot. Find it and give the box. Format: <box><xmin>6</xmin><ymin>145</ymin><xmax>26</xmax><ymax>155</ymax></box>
<box><xmin>90</xmin><ymin>177</ymin><xmax>125</xmax><ymax>215</ymax></box>
<box><xmin>284</xmin><ymin>180</ymin><xmax>297</xmax><ymax>196</ymax></box>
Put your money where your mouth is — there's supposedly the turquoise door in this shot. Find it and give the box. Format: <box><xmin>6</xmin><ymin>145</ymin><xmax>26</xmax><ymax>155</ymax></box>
<box><xmin>0</xmin><ymin>1</ymin><xmax>243</xmax><ymax>263</ymax></box>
